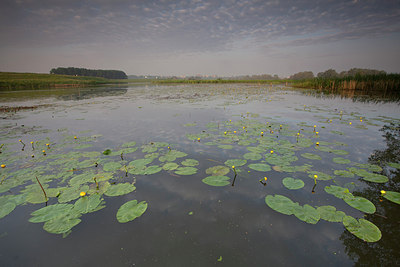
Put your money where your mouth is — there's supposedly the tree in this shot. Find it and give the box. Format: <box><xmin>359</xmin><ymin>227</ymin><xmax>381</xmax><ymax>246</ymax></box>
<box><xmin>317</xmin><ymin>69</ymin><xmax>339</xmax><ymax>78</ymax></box>
<box><xmin>50</xmin><ymin>67</ymin><xmax>128</xmax><ymax>79</ymax></box>
<box><xmin>289</xmin><ymin>71</ymin><xmax>314</xmax><ymax>80</ymax></box>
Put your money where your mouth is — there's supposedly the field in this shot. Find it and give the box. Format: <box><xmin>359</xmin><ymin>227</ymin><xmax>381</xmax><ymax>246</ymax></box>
<box><xmin>0</xmin><ymin>72</ymin><xmax>114</xmax><ymax>90</ymax></box>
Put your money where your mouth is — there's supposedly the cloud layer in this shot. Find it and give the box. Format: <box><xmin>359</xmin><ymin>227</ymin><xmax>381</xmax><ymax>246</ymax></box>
<box><xmin>1</xmin><ymin>0</ymin><xmax>399</xmax><ymax>75</ymax></box>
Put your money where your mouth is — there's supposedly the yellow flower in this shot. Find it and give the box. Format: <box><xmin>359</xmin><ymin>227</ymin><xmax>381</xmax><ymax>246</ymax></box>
<box><xmin>316</xmin><ymin>131</ymin><xmax>319</xmax><ymax>135</ymax></box>
<box><xmin>380</xmin><ymin>190</ymin><xmax>386</xmax><ymax>195</ymax></box>
<box><xmin>232</xmin><ymin>166</ymin><xmax>235</xmax><ymax>169</ymax></box>
<box><xmin>224</xmin><ymin>131</ymin><xmax>227</xmax><ymax>135</ymax></box>
<box><xmin>233</xmin><ymin>131</ymin><xmax>236</xmax><ymax>133</ymax></box>
<box><xmin>46</xmin><ymin>143</ymin><xmax>50</xmax><ymax>146</ymax></box>
<box><xmin>297</xmin><ymin>132</ymin><xmax>300</xmax><ymax>136</ymax></box>
<box><xmin>74</xmin><ymin>136</ymin><xmax>77</xmax><ymax>139</ymax></box>
<box><xmin>80</xmin><ymin>191</ymin><xmax>86</xmax><ymax>197</ymax></box>
<box><xmin>270</xmin><ymin>150</ymin><xmax>274</xmax><ymax>154</ymax></box>
<box><xmin>316</xmin><ymin>142</ymin><xmax>319</xmax><ymax>146</ymax></box>
<box><xmin>349</xmin><ymin>122</ymin><xmax>352</xmax><ymax>125</ymax></box>
<box><xmin>42</xmin><ymin>150</ymin><xmax>45</xmax><ymax>153</ymax></box>
<box><xmin>19</xmin><ymin>139</ymin><xmax>22</xmax><ymax>142</ymax></box>
<box><xmin>1</xmin><ymin>164</ymin><xmax>5</xmax><ymax>168</ymax></box>
<box><xmin>264</xmin><ymin>177</ymin><xmax>267</xmax><ymax>181</ymax></box>
<box><xmin>197</xmin><ymin>138</ymin><xmax>201</xmax><ymax>141</ymax></box>
<box><xmin>30</xmin><ymin>141</ymin><xmax>34</xmax><ymax>144</ymax></box>
<box><xmin>314</xmin><ymin>175</ymin><xmax>318</xmax><ymax>179</ymax></box>
<box><xmin>314</xmin><ymin>125</ymin><xmax>316</xmax><ymax>128</ymax></box>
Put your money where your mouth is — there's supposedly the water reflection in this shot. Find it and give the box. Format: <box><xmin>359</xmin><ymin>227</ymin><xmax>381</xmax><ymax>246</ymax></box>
<box><xmin>0</xmin><ymin>86</ymin><xmax>128</xmax><ymax>102</ymax></box>
<box><xmin>340</xmin><ymin>123</ymin><xmax>400</xmax><ymax>266</ymax></box>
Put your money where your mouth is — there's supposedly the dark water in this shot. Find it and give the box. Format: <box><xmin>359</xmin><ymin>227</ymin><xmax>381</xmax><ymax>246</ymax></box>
<box><xmin>0</xmin><ymin>84</ymin><xmax>399</xmax><ymax>266</ymax></box>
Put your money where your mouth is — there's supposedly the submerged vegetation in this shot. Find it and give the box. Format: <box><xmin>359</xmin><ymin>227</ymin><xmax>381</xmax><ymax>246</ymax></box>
<box><xmin>0</xmin><ymin>72</ymin><xmax>115</xmax><ymax>90</ymax></box>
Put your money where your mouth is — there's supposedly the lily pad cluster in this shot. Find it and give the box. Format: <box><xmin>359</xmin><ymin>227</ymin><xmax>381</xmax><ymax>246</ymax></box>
<box><xmin>184</xmin><ymin>114</ymin><xmax>399</xmax><ymax>242</ymax></box>
<box><xmin>0</xmin><ymin>133</ymin><xmax>196</xmax><ymax>236</ymax></box>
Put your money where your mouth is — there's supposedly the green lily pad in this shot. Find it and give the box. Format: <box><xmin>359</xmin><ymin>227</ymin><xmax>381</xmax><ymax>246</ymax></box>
<box><xmin>175</xmin><ymin>167</ymin><xmax>197</xmax><ymax>175</ymax></box>
<box><xmin>121</xmin><ymin>141</ymin><xmax>137</xmax><ymax>147</ymax></box>
<box><xmin>116</xmin><ymin>200</ymin><xmax>148</xmax><ymax>223</ymax></box>
<box><xmin>103</xmin><ymin>149</ymin><xmax>112</xmax><ymax>155</ymax></box>
<box><xmin>43</xmin><ymin>213</ymin><xmax>82</xmax><ymax>234</ymax></box>
<box><xmin>293</xmin><ymin>204</ymin><xmax>320</xmax><ymax>224</ymax></box>
<box><xmin>265</xmin><ymin>195</ymin><xmax>299</xmax><ymax>216</ymax></box>
<box><xmin>105</xmin><ymin>183</ymin><xmax>136</xmax><ymax>197</ymax></box>
<box><xmin>387</xmin><ymin>162</ymin><xmax>400</xmax><ymax>169</ymax></box>
<box><xmin>0</xmin><ymin>202</ymin><xmax>16</xmax><ymax>219</ymax></box>
<box><xmin>317</xmin><ymin>206</ymin><xmax>345</xmax><ymax>222</ymax></box>
<box><xmin>324</xmin><ymin>185</ymin><xmax>351</xmax><ymax>199</ymax></box>
<box><xmin>282</xmin><ymin>177</ymin><xmax>304</xmax><ymax>190</ymax></box>
<box><xmin>248</xmin><ymin>163</ymin><xmax>271</xmax><ymax>172</ymax></box>
<box><xmin>354</xmin><ymin>163</ymin><xmax>383</xmax><ymax>172</ymax></box>
<box><xmin>333</xmin><ymin>170</ymin><xmax>354</xmax><ymax>178</ymax></box>
<box><xmin>143</xmin><ymin>165</ymin><xmax>162</xmax><ymax>175</ymax></box>
<box><xmin>301</xmin><ymin>153</ymin><xmax>322</xmax><ymax>160</ymax></box>
<box><xmin>361</xmin><ymin>173</ymin><xmax>389</xmax><ymax>183</ymax></box>
<box><xmin>308</xmin><ymin>171</ymin><xmax>332</xmax><ymax>181</ymax></box>
<box><xmin>342</xmin><ymin>216</ymin><xmax>381</xmax><ymax>242</ymax></box>
<box><xmin>181</xmin><ymin>159</ymin><xmax>199</xmax><ymax>167</ymax></box>
<box><xmin>205</xmin><ymin>166</ymin><xmax>230</xmax><ymax>176</ymax></box>
<box><xmin>224</xmin><ymin>159</ymin><xmax>247</xmax><ymax>167</ymax></box>
<box><xmin>29</xmin><ymin>204</ymin><xmax>74</xmax><ymax>223</ymax></box>
<box><xmin>202</xmin><ymin>176</ymin><xmax>230</xmax><ymax>186</ymax></box>
<box><xmin>383</xmin><ymin>191</ymin><xmax>400</xmax><ymax>204</ymax></box>
<box><xmin>243</xmin><ymin>152</ymin><xmax>262</xmax><ymax>161</ymax></box>
<box><xmin>73</xmin><ymin>194</ymin><xmax>104</xmax><ymax>213</ymax></box>
<box><xmin>331</xmin><ymin>149</ymin><xmax>349</xmax><ymax>155</ymax></box>
<box><xmin>333</xmin><ymin>157</ymin><xmax>351</xmax><ymax>164</ymax></box>
<box><xmin>103</xmin><ymin>162</ymin><xmax>122</xmax><ymax>172</ymax></box>
<box><xmin>343</xmin><ymin>196</ymin><xmax>376</xmax><ymax>214</ymax></box>
<box><xmin>168</xmin><ymin>150</ymin><xmax>188</xmax><ymax>158</ymax></box>
<box><xmin>162</xmin><ymin>162</ymin><xmax>179</xmax><ymax>171</ymax></box>
<box><xmin>218</xmin><ymin>145</ymin><xmax>233</xmax><ymax>149</ymax></box>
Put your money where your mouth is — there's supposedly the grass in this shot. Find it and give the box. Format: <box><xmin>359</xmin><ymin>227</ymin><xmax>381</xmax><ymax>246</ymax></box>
<box><xmin>152</xmin><ymin>79</ymin><xmax>288</xmax><ymax>84</ymax></box>
<box><xmin>0</xmin><ymin>72</ymin><xmax>119</xmax><ymax>90</ymax></box>
<box><xmin>291</xmin><ymin>74</ymin><xmax>400</xmax><ymax>96</ymax></box>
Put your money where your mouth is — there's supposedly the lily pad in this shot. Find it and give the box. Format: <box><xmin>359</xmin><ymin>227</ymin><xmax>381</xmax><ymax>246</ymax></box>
<box><xmin>73</xmin><ymin>194</ymin><xmax>104</xmax><ymax>213</ymax></box>
<box><xmin>202</xmin><ymin>175</ymin><xmax>230</xmax><ymax>186</ymax></box>
<box><xmin>29</xmin><ymin>204</ymin><xmax>74</xmax><ymax>223</ymax></box>
<box><xmin>116</xmin><ymin>200</ymin><xmax>148</xmax><ymax>223</ymax></box>
<box><xmin>162</xmin><ymin>162</ymin><xmax>179</xmax><ymax>171</ymax></box>
<box><xmin>205</xmin><ymin>166</ymin><xmax>230</xmax><ymax>176</ymax></box>
<box><xmin>175</xmin><ymin>167</ymin><xmax>197</xmax><ymax>175</ymax></box>
<box><xmin>43</xmin><ymin>213</ymin><xmax>82</xmax><ymax>234</ymax></box>
<box><xmin>333</xmin><ymin>157</ymin><xmax>351</xmax><ymax>164</ymax></box>
<box><xmin>181</xmin><ymin>159</ymin><xmax>199</xmax><ymax>167</ymax></box>
<box><xmin>248</xmin><ymin>163</ymin><xmax>271</xmax><ymax>172</ymax></box>
<box><xmin>387</xmin><ymin>162</ymin><xmax>400</xmax><ymax>169</ymax></box>
<box><xmin>317</xmin><ymin>206</ymin><xmax>345</xmax><ymax>222</ymax></box>
<box><xmin>265</xmin><ymin>195</ymin><xmax>299</xmax><ymax>216</ymax></box>
<box><xmin>383</xmin><ymin>191</ymin><xmax>400</xmax><ymax>205</ymax></box>
<box><xmin>143</xmin><ymin>165</ymin><xmax>162</xmax><ymax>175</ymax></box>
<box><xmin>293</xmin><ymin>204</ymin><xmax>320</xmax><ymax>224</ymax></box>
<box><xmin>301</xmin><ymin>153</ymin><xmax>322</xmax><ymax>160</ymax></box>
<box><xmin>361</xmin><ymin>173</ymin><xmax>389</xmax><ymax>183</ymax></box>
<box><xmin>121</xmin><ymin>141</ymin><xmax>137</xmax><ymax>147</ymax></box>
<box><xmin>308</xmin><ymin>171</ymin><xmax>332</xmax><ymax>181</ymax></box>
<box><xmin>105</xmin><ymin>183</ymin><xmax>136</xmax><ymax>197</ymax></box>
<box><xmin>282</xmin><ymin>177</ymin><xmax>304</xmax><ymax>190</ymax></box>
<box><xmin>224</xmin><ymin>159</ymin><xmax>247</xmax><ymax>167</ymax></box>
<box><xmin>103</xmin><ymin>162</ymin><xmax>122</xmax><ymax>172</ymax></box>
<box><xmin>342</xmin><ymin>216</ymin><xmax>381</xmax><ymax>242</ymax></box>
<box><xmin>218</xmin><ymin>145</ymin><xmax>233</xmax><ymax>149</ymax></box>
<box><xmin>243</xmin><ymin>152</ymin><xmax>262</xmax><ymax>161</ymax></box>
<box><xmin>343</xmin><ymin>196</ymin><xmax>376</xmax><ymax>214</ymax></box>
<box><xmin>334</xmin><ymin>170</ymin><xmax>354</xmax><ymax>178</ymax></box>
<box><xmin>0</xmin><ymin>202</ymin><xmax>16</xmax><ymax>219</ymax></box>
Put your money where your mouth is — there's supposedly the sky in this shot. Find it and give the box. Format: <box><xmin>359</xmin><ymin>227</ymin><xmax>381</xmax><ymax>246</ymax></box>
<box><xmin>0</xmin><ymin>0</ymin><xmax>399</xmax><ymax>77</ymax></box>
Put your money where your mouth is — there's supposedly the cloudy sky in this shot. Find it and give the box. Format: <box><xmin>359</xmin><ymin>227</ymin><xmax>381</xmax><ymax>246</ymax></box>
<box><xmin>1</xmin><ymin>0</ymin><xmax>399</xmax><ymax>77</ymax></box>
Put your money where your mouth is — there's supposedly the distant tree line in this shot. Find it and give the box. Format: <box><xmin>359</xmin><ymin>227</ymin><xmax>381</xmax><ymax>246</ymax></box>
<box><xmin>289</xmin><ymin>68</ymin><xmax>387</xmax><ymax>80</ymax></box>
<box><xmin>50</xmin><ymin>67</ymin><xmax>127</xmax><ymax>79</ymax></box>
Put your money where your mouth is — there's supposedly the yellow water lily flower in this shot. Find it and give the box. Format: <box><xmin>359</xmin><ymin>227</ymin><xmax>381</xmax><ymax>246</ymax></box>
<box><xmin>270</xmin><ymin>150</ymin><xmax>274</xmax><ymax>154</ymax></box>
<box><xmin>197</xmin><ymin>138</ymin><xmax>201</xmax><ymax>141</ymax></box>
<box><xmin>74</xmin><ymin>136</ymin><xmax>77</xmax><ymax>139</ymax></box>
<box><xmin>380</xmin><ymin>190</ymin><xmax>386</xmax><ymax>195</ymax></box>
<box><xmin>80</xmin><ymin>191</ymin><xmax>86</xmax><ymax>197</ymax></box>
<box><xmin>349</xmin><ymin>122</ymin><xmax>352</xmax><ymax>125</ymax></box>
<box><xmin>1</xmin><ymin>164</ymin><xmax>5</xmax><ymax>168</ymax></box>
<box><xmin>264</xmin><ymin>177</ymin><xmax>267</xmax><ymax>181</ymax></box>
<box><xmin>232</xmin><ymin>166</ymin><xmax>235</xmax><ymax>169</ymax></box>
<box><xmin>233</xmin><ymin>131</ymin><xmax>236</xmax><ymax>133</ymax></box>
<box><xmin>314</xmin><ymin>175</ymin><xmax>318</xmax><ymax>179</ymax></box>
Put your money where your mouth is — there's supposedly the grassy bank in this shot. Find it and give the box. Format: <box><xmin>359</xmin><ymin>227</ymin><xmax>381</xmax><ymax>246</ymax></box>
<box><xmin>292</xmin><ymin>74</ymin><xmax>400</xmax><ymax>96</ymax></box>
<box><xmin>0</xmin><ymin>72</ymin><xmax>117</xmax><ymax>90</ymax></box>
<box><xmin>152</xmin><ymin>79</ymin><xmax>287</xmax><ymax>84</ymax></box>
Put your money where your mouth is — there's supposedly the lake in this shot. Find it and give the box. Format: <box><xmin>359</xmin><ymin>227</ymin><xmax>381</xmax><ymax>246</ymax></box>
<box><xmin>0</xmin><ymin>83</ymin><xmax>399</xmax><ymax>266</ymax></box>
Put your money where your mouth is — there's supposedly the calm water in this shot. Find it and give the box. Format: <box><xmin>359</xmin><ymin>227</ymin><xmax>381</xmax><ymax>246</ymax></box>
<box><xmin>0</xmin><ymin>84</ymin><xmax>399</xmax><ymax>266</ymax></box>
